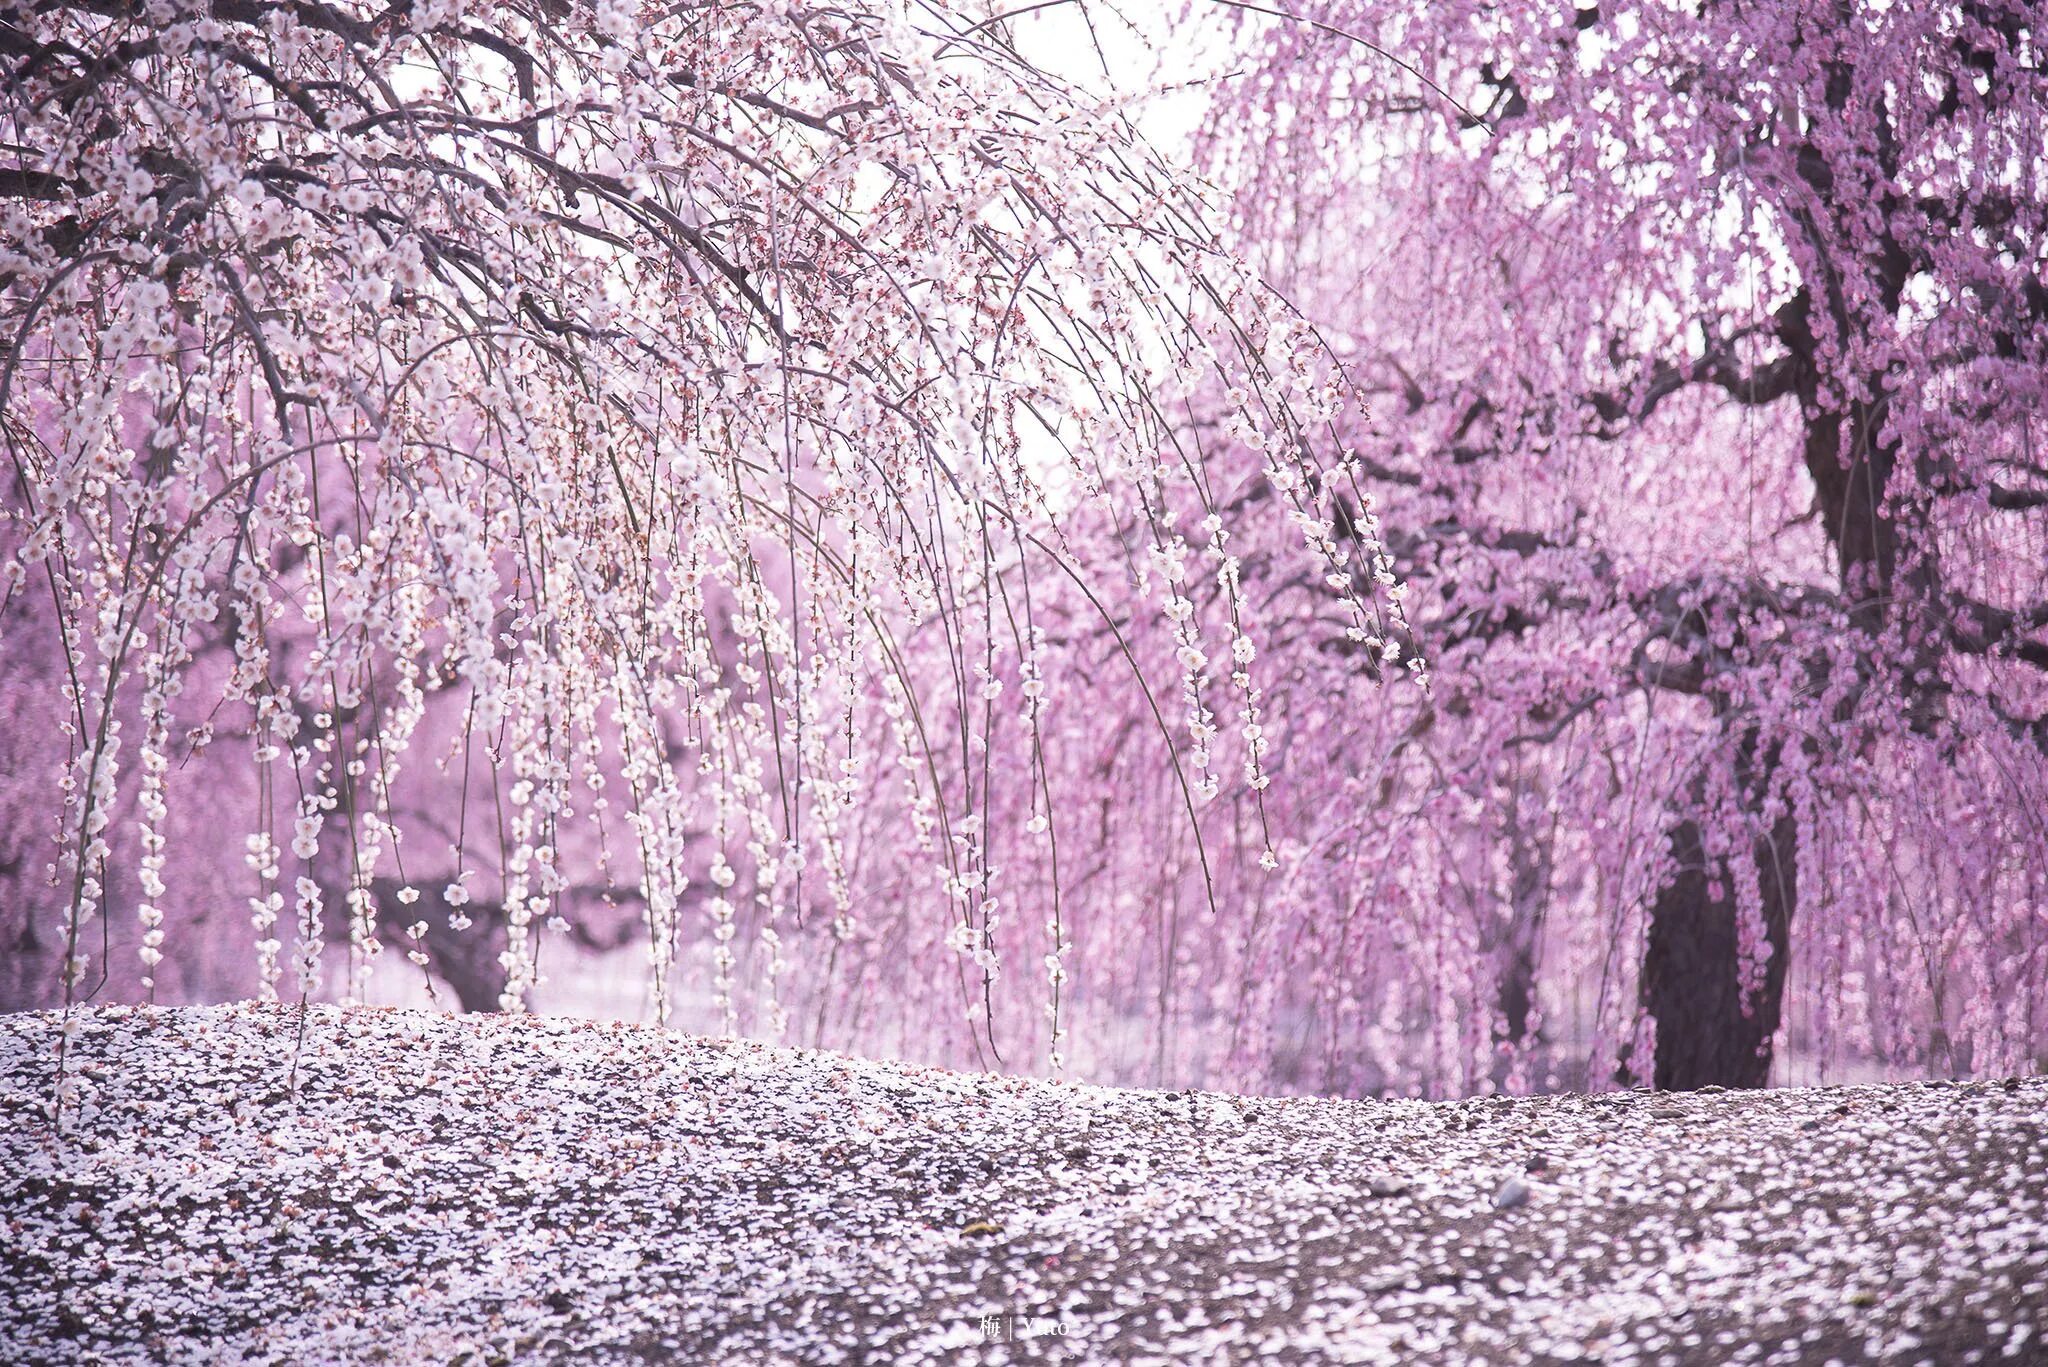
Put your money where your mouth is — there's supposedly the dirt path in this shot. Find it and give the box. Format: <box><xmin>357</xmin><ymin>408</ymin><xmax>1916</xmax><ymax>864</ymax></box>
<box><xmin>2</xmin><ymin>1004</ymin><xmax>2043</xmax><ymax>1364</ymax></box>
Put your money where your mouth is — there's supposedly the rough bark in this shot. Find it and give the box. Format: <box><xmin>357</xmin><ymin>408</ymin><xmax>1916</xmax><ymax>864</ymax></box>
<box><xmin>1642</xmin><ymin>807</ymin><xmax>1799</xmax><ymax>1090</ymax></box>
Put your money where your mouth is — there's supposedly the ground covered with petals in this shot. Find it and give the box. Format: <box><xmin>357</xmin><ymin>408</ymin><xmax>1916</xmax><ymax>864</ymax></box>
<box><xmin>1</xmin><ymin>1005</ymin><xmax>2044</xmax><ymax>1365</ymax></box>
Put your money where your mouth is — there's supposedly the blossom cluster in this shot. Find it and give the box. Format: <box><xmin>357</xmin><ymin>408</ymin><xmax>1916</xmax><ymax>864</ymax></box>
<box><xmin>0</xmin><ymin>0</ymin><xmax>1408</xmax><ymax>1078</ymax></box>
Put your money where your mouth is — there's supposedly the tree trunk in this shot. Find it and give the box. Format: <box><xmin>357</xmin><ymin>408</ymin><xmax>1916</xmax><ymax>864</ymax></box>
<box><xmin>1491</xmin><ymin>790</ymin><xmax>1551</xmax><ymax>1088</ymax></box>
<box><xmin>1641</xmin><ymin>807</ymin><xmax>1798</xmax><ymax>1090</ymax></box>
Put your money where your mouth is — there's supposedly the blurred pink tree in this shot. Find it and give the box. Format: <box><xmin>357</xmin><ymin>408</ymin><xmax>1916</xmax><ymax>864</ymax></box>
<box><xmin>1175</xmin><ymin>0</ymin><xmax>2048</xmax><ymax>1090</ymax></box>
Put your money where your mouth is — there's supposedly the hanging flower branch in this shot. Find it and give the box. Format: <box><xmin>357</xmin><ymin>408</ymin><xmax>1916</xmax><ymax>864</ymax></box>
<box><xmin>0</xmin><ymin>0</ymin><xmax>1411</xmax><ymax>1079</ymax></box>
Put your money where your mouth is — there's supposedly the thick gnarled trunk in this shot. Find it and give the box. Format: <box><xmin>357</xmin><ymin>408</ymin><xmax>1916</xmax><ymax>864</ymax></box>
<box><xmin>1641</xmin><ymin>808</ymin><xmax>1798</xmax><ymax>1090</ymax></box>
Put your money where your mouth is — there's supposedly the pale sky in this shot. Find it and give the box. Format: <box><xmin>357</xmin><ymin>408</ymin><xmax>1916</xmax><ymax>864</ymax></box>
<box><xmin>1002</xmin><ymin>0</ymin><xmax>1226</xmax><ymax>154</ymax></box>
